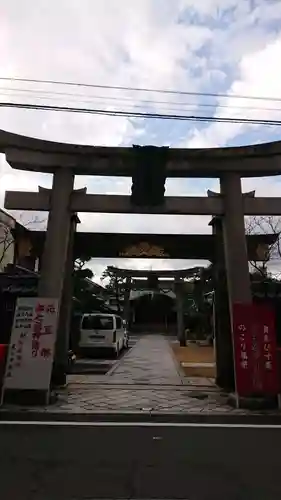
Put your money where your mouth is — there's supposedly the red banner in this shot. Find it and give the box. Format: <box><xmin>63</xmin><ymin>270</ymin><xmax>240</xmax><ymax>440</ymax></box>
<box><xmin>233</xmin><ymin>303</ymin><xmax>279</xmax><ymax>397</ymax></box>
<box><xmin>256</xmin><ymin>304</ymin><xmax>279</xmax><ymax>396</ymax></box>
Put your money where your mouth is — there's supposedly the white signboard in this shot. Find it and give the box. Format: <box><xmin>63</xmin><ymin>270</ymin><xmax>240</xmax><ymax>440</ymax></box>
<box><xmin>2</xmin><ymin>297</ymin><xmax>59</xmax><ymax>392</ymax></box>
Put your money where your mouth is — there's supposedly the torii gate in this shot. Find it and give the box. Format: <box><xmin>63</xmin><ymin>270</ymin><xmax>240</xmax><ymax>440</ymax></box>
<box><xmin>1</xmin><ymin>128</ymin><xmax>281</xmax><ymax>399</ymax></box>
<box><xmin>105</xmin><ymin>265</ymin><xmax>204</xmax><ymax>342</ymax></box>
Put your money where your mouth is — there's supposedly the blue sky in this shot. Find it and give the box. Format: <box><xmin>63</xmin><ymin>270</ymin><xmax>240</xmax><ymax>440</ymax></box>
<box><xmin>0</xmin><ymin>0</ymin><xmax>281</xmax><ymax>278</ymax></box>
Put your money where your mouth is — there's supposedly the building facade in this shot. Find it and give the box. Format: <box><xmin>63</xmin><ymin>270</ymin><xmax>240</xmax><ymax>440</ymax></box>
<box><xmin>0</xmin><ymin>208</ymin><xmax>16</xmax><ymax>272</ymax></box>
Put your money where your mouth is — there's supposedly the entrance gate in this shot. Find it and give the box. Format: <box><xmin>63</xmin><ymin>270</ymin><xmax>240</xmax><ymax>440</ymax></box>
<box><xmin>1</xmin><ymin>128</ymin><xmax>281</xmax><ymax>396</ymax></box>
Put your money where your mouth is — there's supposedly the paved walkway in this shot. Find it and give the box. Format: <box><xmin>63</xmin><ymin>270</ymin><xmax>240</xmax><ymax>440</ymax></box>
<box><xmin>1</xmin><ymin>335</ymin><xmax>280</xmax><ymax>417</ymax></box>
<box><xmin>108</xmin><ymin>334</ymin><xmax>182</xmax><ymax>385</ymax></box>
<box><xmin>70</xmin><ymin>335</ymin><xmax>215</xmax><ymax>388</ymax></box>
<box><xmin>59</xmin><ymin>337</ymin><xmax>224</xmax><ymax>413</ymax></box>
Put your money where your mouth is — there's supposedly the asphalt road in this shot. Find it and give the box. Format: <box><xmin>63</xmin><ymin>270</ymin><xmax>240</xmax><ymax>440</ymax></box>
<box><xmin>1</xmin><ymin>422</ymin><xmax>281</xmax><ymax>499</ymax></box>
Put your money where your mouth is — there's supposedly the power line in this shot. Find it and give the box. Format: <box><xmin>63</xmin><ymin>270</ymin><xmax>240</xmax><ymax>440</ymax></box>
<box><xmin>1</xmin><ymin>76</ymin><xmax>281</xmax><ymax>103</ymax></box>
<box><xmin>1</xmin><ymin>86</ymin><xmax>281</xmax><ymax>115</ymax></box>
<box><xmin>0</xmin><ymin>92</ymin><xmax>203</xmax><ymax>116</ymax></box>
<box><xmin>1</xmin><ymin>101</ymin><xmax>281</xmax><ymax>126</ymax></box>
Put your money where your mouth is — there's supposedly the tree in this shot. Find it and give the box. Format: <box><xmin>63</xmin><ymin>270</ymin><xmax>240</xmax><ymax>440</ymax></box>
<box><xmin>73</xmin><ymin>267</ymin><xmax>94</xmax><ymax>310</ymax></box>
<box><xmin>74</xmin><ymin>250</ymin><xmax>93</xmax><ymax>271</ymax></box>
<box><xmin>245</xmin><ymin>215</ymin><xmax>281</xmax><ymax>279</ymax></box>
<box><xmin>0</xmin><ymin>222</ymin><xmax>14</xmax><ymax>268</ymax></box>
<box><xmin>186</xmin><ymin>265</ymin><xmax>214</xmax><ymax>340</ymax></box>
<box><xmin>101</xmin><ymin>267</ymin><xmax>126</xmax><ymax>313</ymax></box>
<box><xmin>72</xmin><ymin>253</ymin><xmax>100</xmax><ymax>312</ymax></box>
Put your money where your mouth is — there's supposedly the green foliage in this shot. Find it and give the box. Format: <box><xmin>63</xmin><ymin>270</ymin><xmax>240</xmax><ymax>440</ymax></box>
<box><xmin>74</xmin><ymin>252</ymin><xmax>93</xmax><ymax>271</ymax></box>
<box><xmin>101</xmin><ymin>267</ymin><xmax>126</xmax><ymax>313</ymax></box>
<box><xmin>72</xmin><ymin>260</ymin><xmax>100</xmax><ymax>313</ymax></box>
<box><xmin>101</xmin><ymin>267</ymin><xmax>126</xmax><ymax>289</ymax></box>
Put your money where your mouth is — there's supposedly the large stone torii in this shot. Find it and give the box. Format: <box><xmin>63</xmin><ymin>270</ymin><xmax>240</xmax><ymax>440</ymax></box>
<box><xmin>2</xmin><ymin>128</ymin><xmax>281</xmax><ymax>396</ymax></box>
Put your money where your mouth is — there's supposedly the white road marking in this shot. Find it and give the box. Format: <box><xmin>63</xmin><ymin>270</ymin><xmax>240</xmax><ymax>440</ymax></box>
<box><xmin>0</xmin><ymin>420</ymin><xmax>280</xmax><ymax>429</ymax></box>
<box><xmin>181</xmin><ymin>362</ymin><xmax>215</xmax><ymax>368</ymax></box>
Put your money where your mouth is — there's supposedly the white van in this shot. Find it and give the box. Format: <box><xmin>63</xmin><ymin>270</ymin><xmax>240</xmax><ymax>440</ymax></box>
<box><xmin>79</xmin><ymin>313</ymin><xmax>128</xmax><ymax>356</ymax></box>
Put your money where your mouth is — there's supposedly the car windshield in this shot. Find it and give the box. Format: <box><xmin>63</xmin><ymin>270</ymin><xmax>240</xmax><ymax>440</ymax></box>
<box><xmin>82</xmin><ymin>315</ymin><xmax>114</xmax><ymax>330</ymax></box>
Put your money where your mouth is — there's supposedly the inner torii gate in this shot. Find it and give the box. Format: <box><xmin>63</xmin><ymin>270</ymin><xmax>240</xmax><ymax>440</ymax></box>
<box><xmin>2</xmin><ymin>128</ymin><xmax>281</xmax><ymax>398</ymax></box>
<box><xmin>105</xmin><ymin>265</ymin><xmax>204</xmax><ymax>341</ymax></box>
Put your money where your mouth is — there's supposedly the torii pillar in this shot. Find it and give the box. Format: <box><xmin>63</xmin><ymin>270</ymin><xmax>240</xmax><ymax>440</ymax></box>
<box><xmin>123</xmin><ymin>277</ymin><xmax>132</xmax><ymax>328</ymax></box>
<box><xmin>218</xmin><ymin>175</ymin><xmax>252</xmax><ymax>389</ymax></box>
<box><xmin>208</xmin><ymin>187</ymin><xmax>254</xmax><ymax>389</ymax></box>
<box><xmin>38</xmin><ymin>169</ymin><xmax>74</xmax><ymax>299</ymax></box>
<box><xmin>52</xmin><ymin>213</ymin><xmax>80</xmax><ymax>386</ymax></box>
<box><xmin>220</xmin><ymin>174</ymin><xmax>252</xmax><ymax>307</ymax></box>
<box><xmin>38</xmin><ymin>169</ymin><xmax>74</xmax><ymax>392</ymax></box>
<box><xmin>174</xmin><ymin>278</ymin><xmax>185</xmax><ymax>346</ymax></box>
<box><xmin>209</xmin><ymin>215</ymin><xmax>233</xmax><ymax>388</ymax></box>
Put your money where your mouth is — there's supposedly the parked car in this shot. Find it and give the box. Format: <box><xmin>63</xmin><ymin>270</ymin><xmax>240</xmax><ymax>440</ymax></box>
<box><xmin>79</xmin><ymin>313</ymin><xmax>129</xmax><ymax>356</ymax></box>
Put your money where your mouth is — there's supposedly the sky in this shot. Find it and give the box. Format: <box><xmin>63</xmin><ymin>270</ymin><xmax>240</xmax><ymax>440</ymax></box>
<box><xmin>1</xmin><ymin>0</ymin><xmax>281</xmax><ymax>281</ymax></box>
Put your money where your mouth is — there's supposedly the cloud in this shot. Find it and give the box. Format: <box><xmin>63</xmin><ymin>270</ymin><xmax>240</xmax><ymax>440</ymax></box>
<box><xmin>0</xmin><ymin>0</ymin><xmax>212</xmax><ymax>208</ymax></box>
<box><xmin>184</xmin><ymin>36</ymin><xmax>281</xmax><ymax>149</ymax></box>
<box><xmin>1</xmin><ymin>0</ymin><xmax>281</xmax><ymax>279</ymax></box>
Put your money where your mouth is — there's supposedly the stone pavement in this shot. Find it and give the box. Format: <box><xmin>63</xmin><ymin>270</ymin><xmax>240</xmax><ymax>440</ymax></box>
<box><xmin>105</xmin><ymin>334</ymin><xmax>183</xmax><ymax>385</ymax></box>
<box><xmin>54</xmin><ymin>383</ymin><xmax>237</xmax><ymax>414</ymax></box>
<box><xmin>70</xmin><ymin>334</ymin><xmax>216</xmax><ymax>387</ymax></box>
<box><xmin>1</xmin><ymin>334</ymin><xmax>280</xmax><ymax>417</ymax></box>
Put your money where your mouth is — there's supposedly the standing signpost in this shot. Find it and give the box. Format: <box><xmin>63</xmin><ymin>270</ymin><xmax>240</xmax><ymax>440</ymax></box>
<box><xmin>232</xmin><ymin>302</ymin><xmax>279</xmax><ymax>405</ymax></box>
<box><xmin>1</xmin><ymin>297</ymin><xmax>59</xmax><ymax>405</ymax></box>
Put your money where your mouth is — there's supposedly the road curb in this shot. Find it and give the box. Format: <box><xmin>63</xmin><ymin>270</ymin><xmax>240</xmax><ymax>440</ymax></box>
<box><xmin>168</xmin><ymin>339</ymin><xmax>186</xmax><ymax>383</ymax></box>
<box><xmin>1</xmin><ymin>409</ymin><xmax>281</xmax><ymax>425</ymax></box>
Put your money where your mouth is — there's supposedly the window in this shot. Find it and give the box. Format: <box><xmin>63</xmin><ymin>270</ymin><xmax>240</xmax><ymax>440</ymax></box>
<box><xmin>82</xmin><ymin>315</ymin><xmax>114</xmax><ymax>330</ymax></box>
<box><xmin>116</xmin><ymin>317</ymin><xmax>122</xmax><ymax>329</ymax></box>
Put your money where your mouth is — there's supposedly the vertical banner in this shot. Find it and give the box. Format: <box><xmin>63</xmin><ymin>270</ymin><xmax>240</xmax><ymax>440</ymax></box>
<box><xmin>233</xmin><ymin>302</ymin><xmax>279</xmax><ymax>397</ymax></box>
<box><xmin>256</xmin><ymin>304</ymin><xmax>279</xmax><ymax>396</ymax></box>
<box><xmin>233</xmin><ymin>303</ymin><xmax>255</xmax><ymax>396</ymax></box>
<box><xmin>2</xmin><ymin>297</ymin><xmax>59</xmax><ymax>394</ymax></box>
